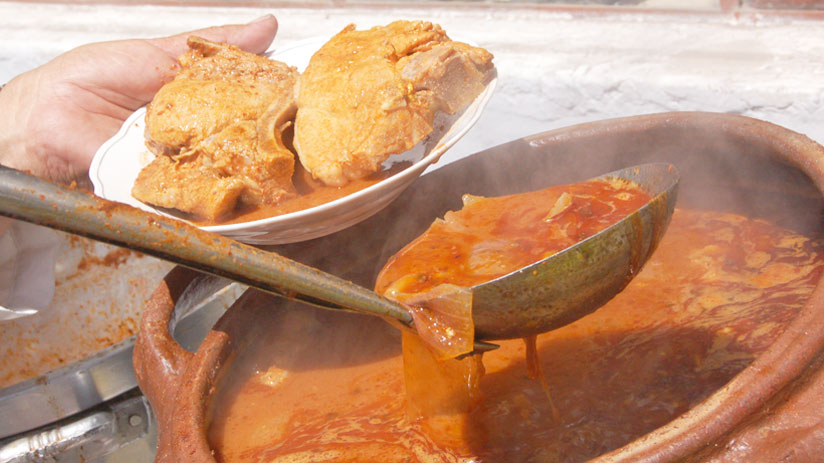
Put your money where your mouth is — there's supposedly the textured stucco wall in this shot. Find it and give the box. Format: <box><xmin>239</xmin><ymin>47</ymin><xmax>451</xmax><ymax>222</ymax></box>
<box><xmin>2</xmin><ymin>2</ymin><xmax>823</xmax><ymax>166</ymax></box>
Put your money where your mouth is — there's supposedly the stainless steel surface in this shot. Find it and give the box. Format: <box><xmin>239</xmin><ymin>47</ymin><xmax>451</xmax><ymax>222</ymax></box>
<box><xmin>0</xmin><ymin>392</ymin><xmax>151</xmax><ymax>463</ymax></box>
<box><xmin>0</xmin><ymin>276</ymin><xmax>240</xmax><ymax>462</ymax></box>
<box><xmin>0</xmin><ymin>279</ymin><xmax>242</xmax><ymax>439</ymax></box>
<box><xmin>0</xmin><ymin>342</ymin><xmax>136</xmax><ymax>441</ymax></box>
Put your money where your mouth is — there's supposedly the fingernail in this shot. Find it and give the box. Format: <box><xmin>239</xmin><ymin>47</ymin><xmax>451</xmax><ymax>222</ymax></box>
<box><xmin>250</xmin><ymin>14</ymin><xmax>274</xmax><ymax>24</ymax></box>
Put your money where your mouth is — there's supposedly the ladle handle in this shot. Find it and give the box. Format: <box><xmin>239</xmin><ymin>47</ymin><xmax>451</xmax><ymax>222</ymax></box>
<box><xmin>0</xmin><ymin>166</ymin><xmax>414</xmax><ymax>327</ymax></box>
<box><xmin>132</xmin><ymin>266</ymin><xmax>199</xmax><ymax>463</ymax></box>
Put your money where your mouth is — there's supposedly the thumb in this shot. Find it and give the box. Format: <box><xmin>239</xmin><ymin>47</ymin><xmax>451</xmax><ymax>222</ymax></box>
<box><xmin>149</xmin><ymin>14</ymin><xmax>279</xmax><ymax>59</ymax></box>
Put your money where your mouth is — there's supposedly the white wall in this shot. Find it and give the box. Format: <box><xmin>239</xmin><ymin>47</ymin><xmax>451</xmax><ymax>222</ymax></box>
<box><xmin>2</xmin><ymin>2</ymin><xmax>823</xmax><ymax>165</ymax></box>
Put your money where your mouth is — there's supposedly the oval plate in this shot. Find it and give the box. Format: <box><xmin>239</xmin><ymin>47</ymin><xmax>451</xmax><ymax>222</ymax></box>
<box><xmin>89</xmin><ymin>35</ymin><xmax>497</xmax><ymax>245</ymax></box>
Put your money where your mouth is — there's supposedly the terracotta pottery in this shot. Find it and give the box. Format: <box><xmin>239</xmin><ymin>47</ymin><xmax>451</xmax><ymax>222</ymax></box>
<box><xmin>134</xmin><ymin>112</ymin><xmax>824</xmax><ymax>463</ymax></box>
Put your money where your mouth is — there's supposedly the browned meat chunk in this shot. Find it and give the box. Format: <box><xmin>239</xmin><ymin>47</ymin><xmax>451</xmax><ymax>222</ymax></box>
<box><xmin>293</xmin><ymin>21</ymin><xmax>494</xmax><ymax>187</ymax></box>
<box><xmin>133</xmin><ymin>36</ymin><xmax>299</xmax><ymax>221</ymax></box>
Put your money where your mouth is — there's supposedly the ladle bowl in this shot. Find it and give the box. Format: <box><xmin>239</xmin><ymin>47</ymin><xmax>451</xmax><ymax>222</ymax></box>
<box><xmin>473</xmin><ymin>163</ymin><xmax>678</xmax><ymax>339</ymax></box>
<box><xmin>0</xmin><ymin>162</ymin><xmax>676</xmax><ymax>342</ymax></box>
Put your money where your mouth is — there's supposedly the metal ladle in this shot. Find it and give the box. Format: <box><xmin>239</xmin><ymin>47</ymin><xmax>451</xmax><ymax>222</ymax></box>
<box><xmin>0</xmin><ymin>162</ymin><xmax>677</xmax><ymax>346</ymax></box>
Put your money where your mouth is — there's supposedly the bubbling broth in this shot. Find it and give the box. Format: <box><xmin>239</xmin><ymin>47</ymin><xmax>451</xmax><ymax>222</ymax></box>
<box><xmin>208</xmin><ymin>207</ymin><xmax>824</xmax><ymax>462</ymax></box>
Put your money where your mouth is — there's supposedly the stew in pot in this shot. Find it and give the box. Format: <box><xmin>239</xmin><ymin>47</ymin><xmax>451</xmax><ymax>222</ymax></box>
<box><xmin>207</xmin><ymin>182</ymin><xmax>823</xmax><ymax>462</ymax></box>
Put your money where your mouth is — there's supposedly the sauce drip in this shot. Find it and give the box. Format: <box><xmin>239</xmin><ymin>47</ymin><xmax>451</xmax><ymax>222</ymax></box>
<box><xmin>524</xmin><ymin>335</ymin><xmax>560</xmax><ymax>421</ymax></box>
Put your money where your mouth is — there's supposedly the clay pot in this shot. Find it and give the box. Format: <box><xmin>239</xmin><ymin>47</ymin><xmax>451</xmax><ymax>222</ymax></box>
<box><xmin>134</xmin><ymin>112</ymin><xmax>824</xmax><ymax>463</ymax></box>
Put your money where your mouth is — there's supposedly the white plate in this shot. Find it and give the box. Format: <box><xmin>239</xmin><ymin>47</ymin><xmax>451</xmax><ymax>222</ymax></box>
<box><xmin>89</xmin><ymin>36</ymin><xmax>497</xmax><ymax>245</ymax></box>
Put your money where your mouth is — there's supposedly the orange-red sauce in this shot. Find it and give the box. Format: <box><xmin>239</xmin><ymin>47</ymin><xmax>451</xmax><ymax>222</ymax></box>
<box><xmin>208</xmin><ymin>208</ymin><xmax>824</xmax><ymax>462</ymax></box>
<box><xmin>375</xmin><ymin>178</ymin><xmax>651</xmax><ymax>295</ymax></box>
<box><xmin>193</xmin><ymin>162</ymin><xmax>409</xmax><ymax>226</ymax></box>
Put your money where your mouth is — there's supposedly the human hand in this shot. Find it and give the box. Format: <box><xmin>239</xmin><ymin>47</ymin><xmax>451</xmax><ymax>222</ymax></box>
<box><xmin>0</xmin><ymin>14</ymin><xmax>279</xmax><ymax>185</ymax></box>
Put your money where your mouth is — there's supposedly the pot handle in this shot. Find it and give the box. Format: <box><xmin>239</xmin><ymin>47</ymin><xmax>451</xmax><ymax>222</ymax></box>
<box><xmin>133</xmin><ymin>266</ymin><xmax>219</xmax><ymax>461</ymax></box>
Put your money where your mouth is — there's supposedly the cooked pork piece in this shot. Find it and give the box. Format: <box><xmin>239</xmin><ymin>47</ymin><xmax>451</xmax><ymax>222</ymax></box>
<box><xmin>131</xmin><ymin>155</ymin><xmax>245</xmax><ymax>221</ymax></box>
<box><xmin>293</xmin><ymin>21</ymin><xmax>494</xmax><ymax>187</ymax></box>
<box><xmin>133</xmin><ymin>37</ymin><xmax>299</xmax><ymax>221</ymax></box>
